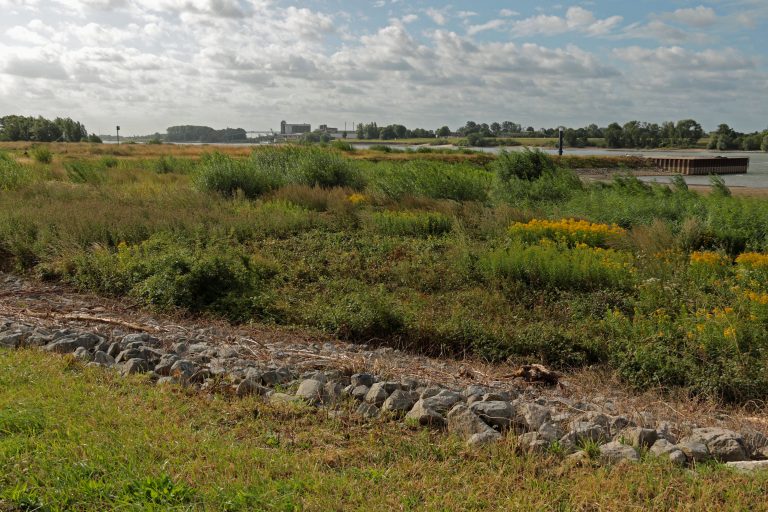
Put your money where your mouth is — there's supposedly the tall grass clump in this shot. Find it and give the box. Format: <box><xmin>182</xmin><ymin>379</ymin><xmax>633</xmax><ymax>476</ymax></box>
<box><xmin>330</xmin><ymin>140</ymin><xmax>355</xmax><ymax>152</ymax></box>
<box><xmin>491</xmin><ymin>148</ymin><xmax>585</xmax><ymax>203</ymax></box>
<box><xmin>494</xmin><ymin>148</ymin><xmax>555</xmax><ymax>181</ymax></box>
<box><xmin>250</xmin><ymin>146</ymin><xmax>364</xmax><ymax>190</ymax></box>
<box><xmin>64</xmin><ymin>160</ymin><xmax>105</xmax><ymax>185</ymax></box>
<box><xmin>0</xmin><ymin>153</ymin><xmax>32</xmax><ymax>190</ymax></box>
<box><xmin>194</xmin><ymin>152</ymin><xmax>279</xmax><ymax>198</ymax></box>
<box><xmin>30</xmin><ymin>145</ymin><xmax>53</xmax><ymax>164</ymax></box>
<box><xmin>365</xmin><ymin>210</ymin><xmax>453</xmax><ymax>237</ymax></box>
<box><xmin>366</xmin><ymin>160</ymin><xmax>491</xmax><ymax>202</ymax></box>
<box><xmin>480</xmin><ymin>241</ymin><xmax>634</xmax><ymax>291</ymax></box>
<box><xmin>232</xmin><ymin>200</ymin><xmax>317</xmax><ymax>238</ymax></box>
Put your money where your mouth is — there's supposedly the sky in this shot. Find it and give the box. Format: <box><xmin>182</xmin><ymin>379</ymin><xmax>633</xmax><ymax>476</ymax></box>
<box><xmin>0</xmin><ymin>0</ymin><xmax>766</xmax><ymax>135</ymax></box>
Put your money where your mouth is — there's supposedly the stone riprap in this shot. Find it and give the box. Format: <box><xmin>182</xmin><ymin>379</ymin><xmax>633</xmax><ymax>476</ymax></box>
<box><xmin>3</xmin><ymin>315</ymin><xmax>768</xmax><ymax>471</ymax></box>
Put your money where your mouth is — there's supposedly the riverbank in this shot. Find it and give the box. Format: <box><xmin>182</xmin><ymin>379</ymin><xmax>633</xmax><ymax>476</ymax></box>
<box><xmin>2</xmin><ymin>271</ymin><xmax>768</xmax><ymax>510</ymax></box>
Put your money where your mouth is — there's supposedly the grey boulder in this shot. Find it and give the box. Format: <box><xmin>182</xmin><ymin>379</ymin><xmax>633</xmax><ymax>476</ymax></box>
<box><xmin>599</xmin><ymin>441</ymin><xmax>640</xmax><ymax>463</ymax></box>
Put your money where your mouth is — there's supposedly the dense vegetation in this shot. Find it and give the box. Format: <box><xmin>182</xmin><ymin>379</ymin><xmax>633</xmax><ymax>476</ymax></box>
<box><xmin>3</xmin><ymin>143</ymin><xmax>768</xmax><ymax>402</ymax></box>
<box><xmin>0</xmin><ymin>115</ymin><xmax>91</xmax><ymax>142</ymax></box>
<box><xmin>350</xmin><ymin>119</ymin><xmax>768</xmax><ymax>151</ymax></box>
<box><xmin>166</xmin><ymin>125</ymin><xmax>248</xmax><ymax>143</ymax></box>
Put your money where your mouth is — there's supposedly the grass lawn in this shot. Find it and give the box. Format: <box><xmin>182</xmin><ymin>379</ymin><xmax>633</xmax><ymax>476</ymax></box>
<box><xmin>1</xmin><ymin>349</ymin><xmax>767</xmax><ymax>511</ymax></box>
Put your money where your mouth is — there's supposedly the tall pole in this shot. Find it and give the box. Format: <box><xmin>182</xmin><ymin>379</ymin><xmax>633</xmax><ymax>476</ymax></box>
<box><xmin>116</xmin><ymin>125</ymin><xmax>120</xmax><ymax>145</ymax></box>
<box><xmin>558</xmin><ymin>127</ymin><xmax>563</xmax><ymax>156</ymax></box>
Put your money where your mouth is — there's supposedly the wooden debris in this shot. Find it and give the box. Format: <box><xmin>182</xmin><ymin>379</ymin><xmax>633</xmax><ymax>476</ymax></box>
<box><xmin>508</xmin><ymin>364</ymin><xmax>561</xmax><ymax>386</ymax></box>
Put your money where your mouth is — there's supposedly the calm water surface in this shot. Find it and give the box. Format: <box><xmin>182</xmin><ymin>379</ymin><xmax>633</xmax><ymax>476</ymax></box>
<box><xmin>354</xmin><ymin>144</ymin><xmax>768</xmax><ymax>189</ymax></box>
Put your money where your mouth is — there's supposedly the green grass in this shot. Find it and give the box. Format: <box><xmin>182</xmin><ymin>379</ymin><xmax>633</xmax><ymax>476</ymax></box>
<box><xmin>2</xmin><ymin>349</ymin><xmax>768</xmax><ymax>511</ymax></box>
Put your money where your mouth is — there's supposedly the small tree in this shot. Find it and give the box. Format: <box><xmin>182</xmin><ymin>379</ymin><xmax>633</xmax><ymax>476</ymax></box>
<box><xmin>436</xmin><ymin>126</ymin><xmax>451</xmax><ymax>137</ymax></box>
<box><xmin>762</xmin><ymin>134</ymin><xmax>768</xmax><ymax>152</ymax></box>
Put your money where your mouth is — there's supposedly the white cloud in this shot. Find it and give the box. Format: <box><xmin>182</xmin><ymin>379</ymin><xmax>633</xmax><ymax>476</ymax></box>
<box><xmin>425</xmin><ymin>7</ymin><xmax>447</xmax><ymax>26</ymax></box>
<box><xmin>0</xmin><ymin>1</ymin><xmax>764</xmax><ymax>133</ymax></box>
<box><xmin>467</xmin><ymin>19</ymin><xmax>506</xmax><ymax>36</ymax></box>
<box><xmin>661</xmin><ymin>6</ymin><xmax>718</xmax><ymax>27</ymax></box>
<box><xmin>511</xmin><ymin>7</ymin><xmax>623</xmax><ymax>37</ymax></box>
<box><xmin>499</xmin><ymin>9</ymin><xmax>519</xmax><ymax>17</ymax></box>
<box><xmin>621</xmin><ymin>20</ymin><xmax>708</xmax><ymax>44</ymax></box>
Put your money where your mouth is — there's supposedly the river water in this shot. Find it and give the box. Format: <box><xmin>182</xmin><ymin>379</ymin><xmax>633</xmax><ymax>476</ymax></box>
<box><xmin>353</xmin><ymin>144</ymin><xmax>768</xmax><ymax>189</ymax></box>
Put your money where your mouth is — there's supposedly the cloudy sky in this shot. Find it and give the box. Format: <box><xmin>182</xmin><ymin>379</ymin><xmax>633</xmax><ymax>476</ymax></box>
<box><xmin>0</xmin><ymin>0</ymin><xmax>766</xmax><ymax>135</ymax></box>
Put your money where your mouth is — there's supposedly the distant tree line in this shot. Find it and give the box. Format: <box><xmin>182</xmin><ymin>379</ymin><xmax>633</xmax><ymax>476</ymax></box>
<box><xmin>0</xmin><ymin>115</ymin><xmax>91</xmax><ymax>142</ymax></box>
<box><xmin>355</xmin><ymin>122</ymin><xmax>435</xmax><ymax>140</ymax></box>
<box><xmin>350</xmin><ymin>118</ymin><xmax>768</xmax><ymax>151</ymax></box>
<box><xmin>166</xmin><ymin>125</ymin><xmax>247</xmax><ymax>143</ymax></box>
<box><xmin>708</xmin><ymin>124</ymin><xmax>768</xmax><ymax>151</ymax></box>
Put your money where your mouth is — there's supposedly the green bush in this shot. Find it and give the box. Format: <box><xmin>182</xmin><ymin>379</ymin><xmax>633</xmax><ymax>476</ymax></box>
<box><xmin>194</xmin><ymin>152</ymin><xmax>279</xmax><ymax>198</ymax></box>
<box><xmin>30</xmin><ymin>145</ymin><xmax>53</xmax><ymax>164</ymax></box>
<box><xmin>494</xmin><ymin>168</ymin><xmax>582</xmax><ymax>203</ymax></box>
<box><xmin>603</xmin><ymin>304</ymin><xmax>768</xmax><ymax>402</ymax></box>
<box><xmin>494</xmin><ymin>148</ymin><xmax>555</xmax><ymax>181</ymax></box>
<box><xmin>250</xmin><ymin>146</ymin><xmax>364</xmax><ymax>190</ymax></box>
<box><xmin>69</xmin><ymin>233</ymin><xmax>277</xmax><ymax>321</ymax></box>
<box><xmin>366</xmin><ymin>210</ymin><xmax>453</xmax><ymax>237</ymax></box>
<box><xmin>197</xmin><ymin>147</ymin><xmax>364</xmax><ymax>198</ymax></box>
<box><xmin>314</xmin><ymin>286</ymin><xmax>404</xmax><ymax>341</ymax></box>
<box><xmin>0</xmin><ymin>153</ymin><xmax>32</xmax><ymax>190</ymax></box>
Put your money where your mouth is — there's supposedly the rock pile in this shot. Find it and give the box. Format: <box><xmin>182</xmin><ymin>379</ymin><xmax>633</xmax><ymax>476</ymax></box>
<box><xmin>2</xmin><ymin>317</ymin><xmax>768</xmax><ymax>471</ymax></box>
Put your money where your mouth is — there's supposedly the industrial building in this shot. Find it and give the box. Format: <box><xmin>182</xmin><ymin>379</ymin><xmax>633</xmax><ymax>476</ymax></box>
<box><xmin>280</xmin><ymin>121</ymin><xmax>311</xmax><ymax>135</ymax></box>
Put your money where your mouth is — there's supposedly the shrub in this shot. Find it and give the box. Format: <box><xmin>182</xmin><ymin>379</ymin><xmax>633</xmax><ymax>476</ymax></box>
<box><xmin>314</xmin><ymin>286</ymin><xmax>404</xmax><ymax>341</ymax></box>
<box><xmin>494</xmin><ymin>148</ymin><xmax>555</xmax><ymax>181</ymax></box>
<box><xmin>194</xmin><ymin>152</ymin><xmax>279</xmax><ymax>198</ymax></box>
<box><xmin>69</xmin><ymin>233</ymin><xmax>277</xmax><ymax>321</ymax></box>
<box><xmin>603</xmin><ymin>305</ymin><xmax>768</xmax><ymax>402</ymax></box>
<box><xmin>494</xmin><ymin>167</ymin><xmax>582</xmax><ymax>203</ymax></box>
<box><xmin>366</xmin><ymin>210</ymin><xmax>453</xmax><ymax>237</ymax></box>
<box><xmin>30</xmin><ymin>145</ymin><xmax>53</xmax><ymax>164</ymax></box>
<box><xmin>0</xmin><ymin>153</ymin><xmax>32</xmax><ymax>190</ymax></box>
<box><xmin>250</xmin><ymin>146</ymin><xmax>364</xmax><ymax>190</ymax></box>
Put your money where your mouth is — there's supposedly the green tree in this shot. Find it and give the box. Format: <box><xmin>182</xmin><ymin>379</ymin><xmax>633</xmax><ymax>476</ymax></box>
<box><xmin>365</xmin><ymin>122</ymin><xmax>379</xmax><ymax>140</ymax></box>
<box><xmin>675</xmin><ymin>119</ymin><xmax>703</xmax><ymax>146</ymax></box>
<box><xmin>436</xmin><ymin>126</ymin><xmax>451</xmax><ymax>137</ymax></box>
<box><xmin>379</xmin><ymin>125</ymin><xmax>397</xmax><ymax>140</ymax></box>
<box><xmin>604</xmin><ymin>123</ymin><xmax>623</xmax><ymax>148</ymax></box>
